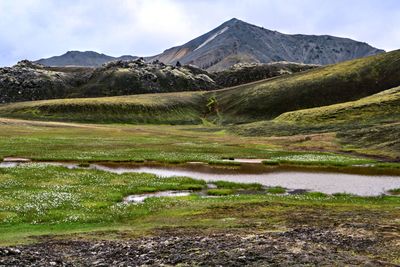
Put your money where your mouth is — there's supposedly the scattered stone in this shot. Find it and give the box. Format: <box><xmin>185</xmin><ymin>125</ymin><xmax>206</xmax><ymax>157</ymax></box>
<box><xmin>0</xmin><ymin>226</ymin><xmax>395</xmax><ymax>266</ymax></box>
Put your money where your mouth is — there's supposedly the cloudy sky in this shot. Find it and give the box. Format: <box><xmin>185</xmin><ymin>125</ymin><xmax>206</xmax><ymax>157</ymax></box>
<box><xmin>1</xmin><ymin>0</ymin><xmax>399</xmax><ymax>66</ymax></box>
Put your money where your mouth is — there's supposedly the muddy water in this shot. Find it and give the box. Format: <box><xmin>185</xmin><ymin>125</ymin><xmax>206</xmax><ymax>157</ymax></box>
<box><xmin>91</xmin><ymin>163</ymin><xmax>400</xmax><ymax>196</ymax></box>
<box><xmin>0</xmin><ymin>162</ymin><xmax>19</xmax><ymax>168</ymax></box>
<box><xmin>1</xmin><ymin>160</ymin><xmax>400</xmax><ymax>196</ymax></box>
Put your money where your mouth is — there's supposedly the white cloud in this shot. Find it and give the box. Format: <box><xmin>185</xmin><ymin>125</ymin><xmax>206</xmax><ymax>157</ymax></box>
<box><xmin>0</xmin><ymin>0</ymin><xmax>399</xmax><ymax>66</ymax></box>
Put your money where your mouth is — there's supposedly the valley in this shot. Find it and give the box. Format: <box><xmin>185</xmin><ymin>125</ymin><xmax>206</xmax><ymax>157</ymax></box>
<box><xmin>0</xmin><ymin>15</ymin><xmax>399</xmax><ymax>266</ymax></box>
<box><xmin>0</xmin><ymin>116</ymin><xmax>399</xmax><ymax>265</ymax></box>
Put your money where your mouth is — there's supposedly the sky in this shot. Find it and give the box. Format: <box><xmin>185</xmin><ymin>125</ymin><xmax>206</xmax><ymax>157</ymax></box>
<box><xmin>1</xmin><ymin>0</ymin><xmax>400</xmax><ymax>66</ymax></box>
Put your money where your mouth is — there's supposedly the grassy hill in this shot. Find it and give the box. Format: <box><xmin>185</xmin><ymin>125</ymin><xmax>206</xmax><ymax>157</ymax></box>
<box><xmin>232</xmin><ymin>87</ymin><xmax>400</xmax><ymax>158</ymax></box>
<box><xmin>212</xmin><ymin>49</ymin><xmax>400</xmax><ymax>123</ymax></box>
<box><xmin>0</xmin><ymin>50</ymin><xmax>400</xmax><ymax>126</ymax></box>
<box><xmin>0</xmin><ymin>92</ymin><xmax>206</xmax><ymax>124</ymax></box>
<box><xmin>276</xmin><ymin>86</ymin><xmax>400</xmax><ymax>124</ymax></box>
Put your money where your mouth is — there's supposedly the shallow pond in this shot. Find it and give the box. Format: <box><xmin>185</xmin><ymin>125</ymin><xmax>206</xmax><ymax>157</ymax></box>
<box><xmin>91</xmin><ymin>163</ymin><xmax>400</xmax><ymax>196</ymax></box>
<box><xmin>1</xmin><ymin>160</ymin><xmax>400</xmax><ymax>196</ymax></box>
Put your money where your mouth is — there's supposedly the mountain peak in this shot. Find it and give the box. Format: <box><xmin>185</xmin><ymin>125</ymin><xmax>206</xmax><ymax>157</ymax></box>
<box><xmin>36</xmin><ymin>51</ymin><xmax>137</xmax><ymax>67</ymax></box>
<box><xmin>221</xmin><ymin>17</ymin><xmax>249</xmax><ymax>27</ymax></box>
<box><xmin>224</xmin><ymin>17</ymin><xmax>241</xmax><ymax>23</ymax></box>
<box><xmin>151</xmin><ymin>18</ymin><xmax>383</xmax><ymax>71</ymax></box>
<box><xmin>35</xmin><ymin>18</ymin><xmax>383</xmax><ymax>70</ymax></box>
<box><xmin>65</xmin><ymin>51</ymin><xmax>104</xmax><ymax>56</ymax></box>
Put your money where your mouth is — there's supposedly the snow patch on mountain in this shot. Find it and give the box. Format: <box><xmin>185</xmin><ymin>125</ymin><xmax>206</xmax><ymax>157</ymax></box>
<box><xmin>194</xmin><ymin>27</ymin><xmax>229</xmax><ymax>51</ymax></box>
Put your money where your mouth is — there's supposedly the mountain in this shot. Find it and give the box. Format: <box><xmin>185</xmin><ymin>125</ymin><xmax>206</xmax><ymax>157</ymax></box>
<box><xmin>32</xmin><ymin>18</ymin><xmax>383</xmax><ymax>70</ymax></box>
<box><xmin>35</xmin><ymin>51</ymin><xmax>138</xmax><ymax>67</ymax></box>
<box><xmin>150</xmin><ymin>18</ymin><xmax>384</xmax><ymax>71</ymax></box>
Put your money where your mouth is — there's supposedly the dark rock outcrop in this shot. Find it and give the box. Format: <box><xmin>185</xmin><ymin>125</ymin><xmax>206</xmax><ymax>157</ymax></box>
<box><xmin>212</xmin><ymin>61</ymin><xmax>318</xmax><ymax>87</ymax></box>
<box><xmin>0</xmin><ymin>59</ymin><xmax>317</xmax><ymax>103</ymax></box>
<box><xmin>73</xmin><ymin>58</ymin><xmax>218</xmax><ymax>97</ymax></box>
<box><xmin>0</xmin><ymin>61</ymin><xmax>93</xmax><ymax>103</ymax></box>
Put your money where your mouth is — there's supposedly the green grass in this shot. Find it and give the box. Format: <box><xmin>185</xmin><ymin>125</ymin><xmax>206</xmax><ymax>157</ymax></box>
<box><xmin>388</xmin><ymin>188</ymin><xmax>400</xmax><ymax>195</ymax></box>
<box><xmin>0</xmin><ymin>91</ymin><xmax>207</xmax><ymax>124</ymax></box>
<box><xmin>232</xmin><ymin>87</ymin><xmax>400</xmax><ymax>158</ymax></box>
<box><xmin>212</xmin><ymin>180</ymin><xmax>263</xmax><ymax>190</ymax></box>
<box><xmin>0</xmin><ymin>164</ymin><xmax>399</xmax><ymax>246</ymax></box>
<box><xmin>338</xmin><ymin>123</ymin><xmax>400</xmax><ymax>159</ymax></box>
<box><xmin>266</xmin><ymin>186</ymin><xmax>286</xmax><ymax>194</ymax></box>
<box><xmin>0</xmin><ymin>165</ymin><xmax>195</xmax><ymax>226</ymax></box>
<box><xmin>0</xmin><ymin>117</ymin><xmax>386</xmax><ymax>168</ymax></box>
<box><xmin>305</xmin><ymin>192</ymin><xmax>329</xmax><ymax>198</ymax></box>
<box><xmin>275</xmin><ymin>86</ymin><xmax>400</xmax><ymax>124</ymax></box>
<box><xmin>206</xmin><ymin>189</ymin><xmax>235</xmax><ymax>196</ymax></box>
<box><xmin>231</xmin><ymin>84</ymin><xmax>400</xmax><ymax>159</ymax></box>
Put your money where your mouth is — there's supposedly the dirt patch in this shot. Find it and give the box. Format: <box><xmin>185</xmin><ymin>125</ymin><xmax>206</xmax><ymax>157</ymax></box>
<box><xmin>0</xmin><ymin>226</ymin><xmax>397</xmax><ymax>266</ymax></box>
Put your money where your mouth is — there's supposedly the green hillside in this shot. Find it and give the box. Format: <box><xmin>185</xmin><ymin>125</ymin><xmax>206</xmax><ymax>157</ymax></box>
<box><xmin>276</xmin><ymin>86</ymin><xmax>400</xmax><ymax>124</ymax></box>
<box><xmin>232</xmin><ymin>87</ymin><xmax>400</xmax><ymax>158</ymax></box>
<box><xmin>0</xmin><ymin>92</ymin><xmax>206</xmax><ymax>124</ymax></box>
<box><xmin>212</xmin><ymin>49</ymin><xmax>400</xmax><ymax>123</ymax></box>
<box><xmin>0</xmin><ymin>50</ymin><xmax>400</xmax><ymax>126</ymax></box>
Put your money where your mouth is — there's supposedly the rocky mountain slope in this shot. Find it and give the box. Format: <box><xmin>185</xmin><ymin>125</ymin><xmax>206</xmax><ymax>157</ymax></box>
<box><xmin>0</xmin><ymin>59</ymin><xmax>315</xmax><ymax>103</ymax></box>
<box><xmin>212</xmin><ymin>62</ymin><xmax>318</xmax><ymax>87</ymax></box>
<box><xmin>35</xmin><ymin>51</ymin><xmax>137</xmax><ymax>67</ymax></box>
<box><xmin>150</xmin><ymin>18</ymin><xmax>384</xmax><ymax>71</ymax></box>
<box><xmin>33</xmin><ymin>19</ymin><xmax>383</xmax><ymax>71</ymax></box>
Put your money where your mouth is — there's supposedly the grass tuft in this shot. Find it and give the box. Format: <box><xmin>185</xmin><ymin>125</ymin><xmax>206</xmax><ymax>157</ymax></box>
<box><xmin>266</xmin><ymin>186</ymin><xmax>286</xmax><ymax>194</ymax></box>
<box><xmin>213</xmin><ymin>181</ymin><xmax>263</xmax><ymax>190</ymax></box>
<box><xmin>388</xmin><ymin>188</ymin><xmax>400</xmax><ymax>195</ymax></box>
<box><xmin>207</xmin><ymin>189</ymin><xmax>235</xmax><ymax>196</ymax></box>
